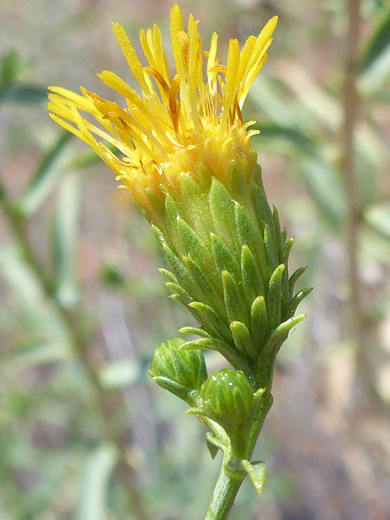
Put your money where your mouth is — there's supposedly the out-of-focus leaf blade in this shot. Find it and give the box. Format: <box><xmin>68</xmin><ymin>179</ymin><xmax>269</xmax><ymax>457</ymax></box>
<box><xmin>12</xmin><ymin>340</ymin><xmax>71</xmax><ymax>363</ymax></box>
<box><xmin>0</xmin><ymin>50</ymin><xmax>21</xmax><ymax>87</ymax></box>
<box><xmin>0</xmin><ymin>245</ymin><xmax>71</xmax><ymax>355</ymax></box>
<box><xmin>360</xmin><ymin>6</ymin><xmax>390</xmax><ymax>72</ymax></box>
<box><xmin>68</xmin><ymin>144</ymin><xmax>119</xmax><ymax>170</ymax></box>
<box><xmin>249</xmin><ymin>77</ymin><xmax>300</xmax><ymax>128</ymax></box>
<box><xmin>0</xmin><ymin>84</ymin><xmax>48</xmax><ymax>105</ymax></box>
<box><xmin>253</xmin><ymin>122</ymin><xmax>316</xmax><ymax>157</ymax></box>
<box><xmin>359</xmin><ymin>6</ymin><xmax>390</xmax><ymax>91</ymax></box>
<box><xmin>364</xmin><ymin>203</ymin><xmax>390</xmax><ymax>240</ymax></box>
<box><xmin>52</xmin><ymin>173</ymin><xmax>81</xmax><ymax>308</ymax></box>
<box><xmin>302</xmin><ymin>158</ymin><xmax>345</xmax><ymax>231</ymax></box>
<box><xmin>77</xmin><ymin>444</ymin><xmax>118</xmax><ymax>520</ymax></box>
<box><xmin>19</xmin><ymin>131</ymin><xmax>73</xmax><ymax>216</ymax></box>
<box><xmin>98</xmin><ymin>359</ymin><xmax>149</xmax><ymax>389</ymax></box>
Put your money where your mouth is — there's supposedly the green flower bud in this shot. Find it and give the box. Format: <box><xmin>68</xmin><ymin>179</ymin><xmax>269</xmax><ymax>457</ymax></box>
<box><xmin>191</xmin><ymin>369</ymin><xmax>264</xmax><ymax>456</ymax></box>
<box><xmin>201</xmin><ymin>369</ymin><xmax>255</xmax><ymax>429</ymax></box>
<box><xmin>149</xmin><ymin>338</ymin><xmax>207</xmax><ymax>404</ymax></box>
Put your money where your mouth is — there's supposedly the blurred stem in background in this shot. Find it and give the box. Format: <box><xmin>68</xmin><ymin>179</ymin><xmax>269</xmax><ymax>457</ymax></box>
<box><xmin>0</xmin><ymin>176</ymin><xmax>148</xmax><ymax>520</ymax></box>
<box><xmin>343</xmin><ymin>1</ymin><xmax>364</xmax><ymax>386</ymax></box>
<box><xmin>342</xmin><ymin>0</ymin><xmax>380</xmax><ymax>408</ymax></box>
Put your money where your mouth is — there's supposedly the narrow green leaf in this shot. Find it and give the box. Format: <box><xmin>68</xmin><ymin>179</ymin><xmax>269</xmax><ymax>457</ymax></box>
<box><xmin>360</xmin><ymin>6</ymin><xmax>390</xmax><ymax>72</ymax></box>
<box><xmin>170</xmin><ymin>293</ymin><xmax>190</xmax><ymax>307</ymax></box>
<box><xmin>252</xmin><ymin>122</ymin><xmax>316</xmax><ymax>157</ymax></box>
<box><xmin>0</xmin><ymin>83</ymin><xmax>48</xmax><ymax>105</ymax></box>
<box><xmin>230</xmin><ymin>321</ymin><xmax>257</xmax><ymax>358</ymax></box>
<box><xmin>151</xmin><ymin>224</ymin><xmax>165</xmax><ymax>243</ymax></box>
<box><xmin>20</xmin><ymin>131</ymin><xmax>73</xmax><ymax>216</ymax></box>
<box><xmin>364</xmin><ymin>203</ymin><xmax>390</xmax><ymax>240</ymax></box>
<box><xmin>99</xmin><ymin>360</ymin><xmax>145</xmax><ymax>389</ymax></box>
<box><xmin>52</xmin><ymin>174</ymin><xmax>81</xmax><ymax>308</ymax></box>
<box><xmin>302</xmin><ymin>158</ymin><xmax>344</xmax><ymax>231</ymax></box>
<box><xmin>76</xmin><ymin>444</ymin><xmax>118</xmax><ymax>520</ymax></box>
<box><xmin>0</xmin><ymin>50</ymin><xmax>21</xmax><ymax>87</ymax></box>
<box><xmin>151</xmin><ymin>376</ymin><xmax>190</xmax><ymax>400</ymax></box>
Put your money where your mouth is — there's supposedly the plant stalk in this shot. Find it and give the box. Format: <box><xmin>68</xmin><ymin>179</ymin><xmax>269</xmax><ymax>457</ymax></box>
<box><xmin>205</xmin><ymin>455</ymin><xmax>246</xmax><ymax>520</ymax></box>
<box><xmin>205</xmin><ymin>390</ymin><xmax>273</xmax><ymax>519</ymax></box>
<box><xmin>341</xmin><ymin>0</ymin><xmax>379</xmax><ymax>401</ymax></box>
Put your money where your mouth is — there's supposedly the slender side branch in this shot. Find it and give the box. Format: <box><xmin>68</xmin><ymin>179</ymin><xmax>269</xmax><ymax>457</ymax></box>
<box><xmin>342</xmin><ymin>0</ymin><xmax>362</xmax><ymax>346</ymax></box>
<box><xmin>341</xmin><ymin>0</ymin><xmax>375</xmax><ymax>397</ymax></box>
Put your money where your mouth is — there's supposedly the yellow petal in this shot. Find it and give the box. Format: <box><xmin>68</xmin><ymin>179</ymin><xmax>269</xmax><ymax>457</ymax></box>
<box><xmin>112</xmin><ymin>23</ymin><xmax>150</xmax><ymax>94</ymax></box>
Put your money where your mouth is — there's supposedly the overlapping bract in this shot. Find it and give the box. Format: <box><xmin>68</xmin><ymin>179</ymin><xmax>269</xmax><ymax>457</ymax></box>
<box><xmin>155</xmin><ymin>161</ymin><xmax>310</xmax><ymax>387</ymax></box>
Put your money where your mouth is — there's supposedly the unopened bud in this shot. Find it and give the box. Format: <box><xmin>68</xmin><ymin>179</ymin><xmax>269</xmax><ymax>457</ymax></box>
<box><xmin>149</xmin><ymin>338</ymin><xmax>207</xmax><ymax>404</ymax></box>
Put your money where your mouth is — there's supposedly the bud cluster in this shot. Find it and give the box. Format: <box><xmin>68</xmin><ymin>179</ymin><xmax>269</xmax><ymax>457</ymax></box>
<box><xmin>149</xmin><ymin>161</ymin><xmax>310</xmax><ymax>466</ymax></box>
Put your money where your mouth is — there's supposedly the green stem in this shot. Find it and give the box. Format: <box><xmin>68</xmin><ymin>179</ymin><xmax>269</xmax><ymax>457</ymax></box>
<box><xmin>205</xmin><ymin>391</ymin><xmax>273</xmax><ymax>520</ymax></box>
<box><xmin>205</xmin><ymin>452</ymin><xmax>246</xmax><ymax>520</ymax></box>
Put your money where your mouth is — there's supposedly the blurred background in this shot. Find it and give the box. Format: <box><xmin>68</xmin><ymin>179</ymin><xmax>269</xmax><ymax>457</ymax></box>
<box><xmin>1</xmin><ymin>0</ymin><xmax>390</xmax><ymax>519</ymax></box>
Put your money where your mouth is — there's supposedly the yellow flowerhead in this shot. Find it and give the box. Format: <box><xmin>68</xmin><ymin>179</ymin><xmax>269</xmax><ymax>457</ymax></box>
<box><xmin>48</xmin><ymin>5</ymin><xmax>277</xmax><ymax>222</ymax></box>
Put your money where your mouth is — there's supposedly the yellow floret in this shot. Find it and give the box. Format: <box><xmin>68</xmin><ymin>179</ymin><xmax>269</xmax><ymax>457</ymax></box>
<box><xmin>48</xmin><ymin>4</ymin><xmax>277</xmax><ymax>221</ymax></box>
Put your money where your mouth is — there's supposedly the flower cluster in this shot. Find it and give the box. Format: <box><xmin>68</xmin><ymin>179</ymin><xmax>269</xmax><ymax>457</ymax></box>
<box><xmin>48</xmin><ymin>5</ymin><xmax>276</xmax><ymax>225</ymax></box>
